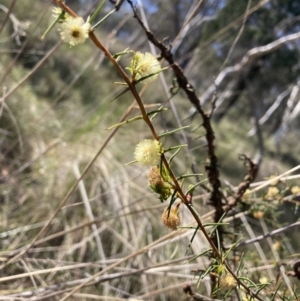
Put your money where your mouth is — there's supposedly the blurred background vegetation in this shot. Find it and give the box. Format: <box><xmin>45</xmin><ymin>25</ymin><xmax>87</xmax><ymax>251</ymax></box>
<box><xmin>0</xmin><ymin>0</ymin><xmax>300</xmax><ymax>300</ymax></box>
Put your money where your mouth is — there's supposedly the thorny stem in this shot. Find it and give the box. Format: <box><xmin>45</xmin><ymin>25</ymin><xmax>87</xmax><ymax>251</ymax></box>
<box><xmin>125</xmin><ymin>0</ymin><xmax>225</xmax><ymax>250</ymax></box>
<box><xmin>52</xmin><ymin>1</ymin><xmax>264</xmax><ymax>300</ymax></box>
<box><xmin>88</xmin><ymin>34</ymin><xmax>158</xmax><ymax>138</ymax></box>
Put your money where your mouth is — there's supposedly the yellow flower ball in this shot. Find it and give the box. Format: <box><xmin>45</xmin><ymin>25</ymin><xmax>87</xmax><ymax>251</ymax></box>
<box><xmin>291</xmin><ymin>186</ymin><xmax>300</xmax><ymax>195</ymax></box>
<box><xmin>130</xmin><ymin>52</ymin><xmax>161</xmax><ymax>84</ymax></box>
<box><xmin>134</xmin><ymin>139</ymin><xmax>162</xmax><ymax>166</ymax></box>
<box><xmin>265</xmin><ymin>187</ymin><xmax>279</xmax><ymax>200</ymax></box>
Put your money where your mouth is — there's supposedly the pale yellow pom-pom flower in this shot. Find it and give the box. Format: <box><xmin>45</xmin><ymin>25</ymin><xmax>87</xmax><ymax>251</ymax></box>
<box><xmin>130</xmin><ymin>52</ymin><xmax>161</xmax><ymax>84</ymax></box>
<box><xmin>134</xmin><ymin>139</ymin><xmax>162</xmax><ymax>166</ymax></box>
<box><xmin>59</xmin><ymin>17</ymin><xmax>90</xmax><ymax>47</ymax></box>
<box><xmin>265</xmin><ymin>187</ymin><xmax>279</xmax><ymax>199</ymax></box>
<box><xmin>259</xmin><ymin>276</ymin><xmax>269</xmax><ymax>284</ymax></box>
<box><xmin>219</xmin><ymin>273</ymin><xmax>237</xmax><ymax>291</ymax></box>
<box><xmin>291</xmin><ymin>186</ymin><xmax>300</xmax><ymax>195</ymax></box>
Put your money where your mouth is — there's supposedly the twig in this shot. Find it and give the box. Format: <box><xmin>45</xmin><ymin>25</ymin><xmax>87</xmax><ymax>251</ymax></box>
<box><xmin>73</xmin><ymin>164</ymin><xmax>107</xmax><ymax>265</ymax></box>
<box><xmin>20</xmin><ymin>259</ymin><xmax>38</xmax><ymax>292</ymax></box>
<box><xmin>0</xmin><ymin>1</ymin><xmax>17</xmax><ymax>33</ymax></box>
<box><xmin>183</xmin><ymin>284</ymin><xmax>221</xmax><ymax>301</ymax></box>
<box><xmin>9</xmin><ymin>139</ymin><xmax>61</xmax><ymax>177</ymax></box>
<box><xmin>0</xmin><ymin>42</ymin><xmax>61</xmax><ymax>105</ymax></box>
<box><xmin>259</xmin><ymin>219</ymin><xmax>293</xmax><ymax>295</ymax></box>
<box><xmin>0</xmin><ymin>2</ymin><xmax>51</xmax><ymax>85</ymax></box>
<box><xmin>5</xmin><ymin>257</ymin><xmax>193</xmax><ymax>298</ymax></box>
<box><xmin>248</xmin><ymin>164</ymin><xmax>300</xmax><ymax>194</ymax></box>
<box><xmin>223</xmin><ymin>154</ymin><xmax>258</xmax><ymax>212</ymax></box>
<box><xmin>220</xmin><ymin>0</ymin><xmax>252</xmax><ymax>69</ymax></box>
<box><xmin>239</xmin><ymin>214</ymin><xmax>275</xmax><ymax>279</ymax></box>
<box><xmin>236</xmin><ymin>220</ymin><xmax>300</xmax><ymax>247</ymax></box>
<box><xmin>72</xmin><ymin>164</ymin><xmax>109</xmax><ymax>297</ymax></box>
<box><xmin>201</xmin><ymin>30</ymin><xmax>300</xmax><ymax>106</ymax></box>
<box><xmin>248</xmin><ymin>88</ymin><xmax>291</xmax><ymax>136</ymax></box>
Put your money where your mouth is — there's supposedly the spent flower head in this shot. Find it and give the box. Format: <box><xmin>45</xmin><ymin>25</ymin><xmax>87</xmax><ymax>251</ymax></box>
<box><xmin>162</xmin><ymin>205</ymin><xmax>181</xmax><ymax>230</ymax></box>
<box><xmin>134</xmin><ymin>139</ymin><xmax>163</xmax><ymax>166</ymax></box>
<box><xmin>272</xmin><ymin>240</ymin><xmax>281</xmax><ymax>251</ymax></box>
<box><xmin>148</xmin><ymin>166</ymin><xmax>172</xmax><ymax>201</ymax></box>
<box><xmin>252</xmin><ymin>210</ymin><xmax>264</xmax><ymax>220</ymax></box>
<box><xmin>59</xmin><ymin>17</ymin><xmax>90</xmax><ymax>47</ymax></box>
<box><xmin>128</xmin><ymin>52</ymin><xmax>161</xmax><ymax>84</ymax></box>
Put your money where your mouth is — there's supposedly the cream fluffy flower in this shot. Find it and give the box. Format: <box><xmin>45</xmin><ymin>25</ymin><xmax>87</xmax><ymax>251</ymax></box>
<box><xmin>291</xmin><ymin>186</ymin><xmax>300</xmax><ymax>195</ymax></box>
<box><xmin>219</xmin><ymin>273</ymin><xmax>237</xmax><ymax>291</ymax></box>
<box><xmin>134</xmin><ymin>139</ymin><xmax>162</xmax><ymax>166</ymax></box>
<box><xmin>59</xmin><ymin>17</ymin><xmax>90</xmax><ymax>47</ymax></box>
<box><xmin>129</xmin><ymin>52</ymin><xmax>161</xmax><ymax>84</ymax></box>
<box><xmin>265</xmin><ymin>186</ymin><xmax>279</xmax><ymax>200</ymax></box>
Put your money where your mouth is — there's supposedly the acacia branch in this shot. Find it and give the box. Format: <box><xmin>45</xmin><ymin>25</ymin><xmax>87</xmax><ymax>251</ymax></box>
<box><xmin>126</xmin><ymin>0</ymin><xmax>224</xmax><ymax>247</ymax></box>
